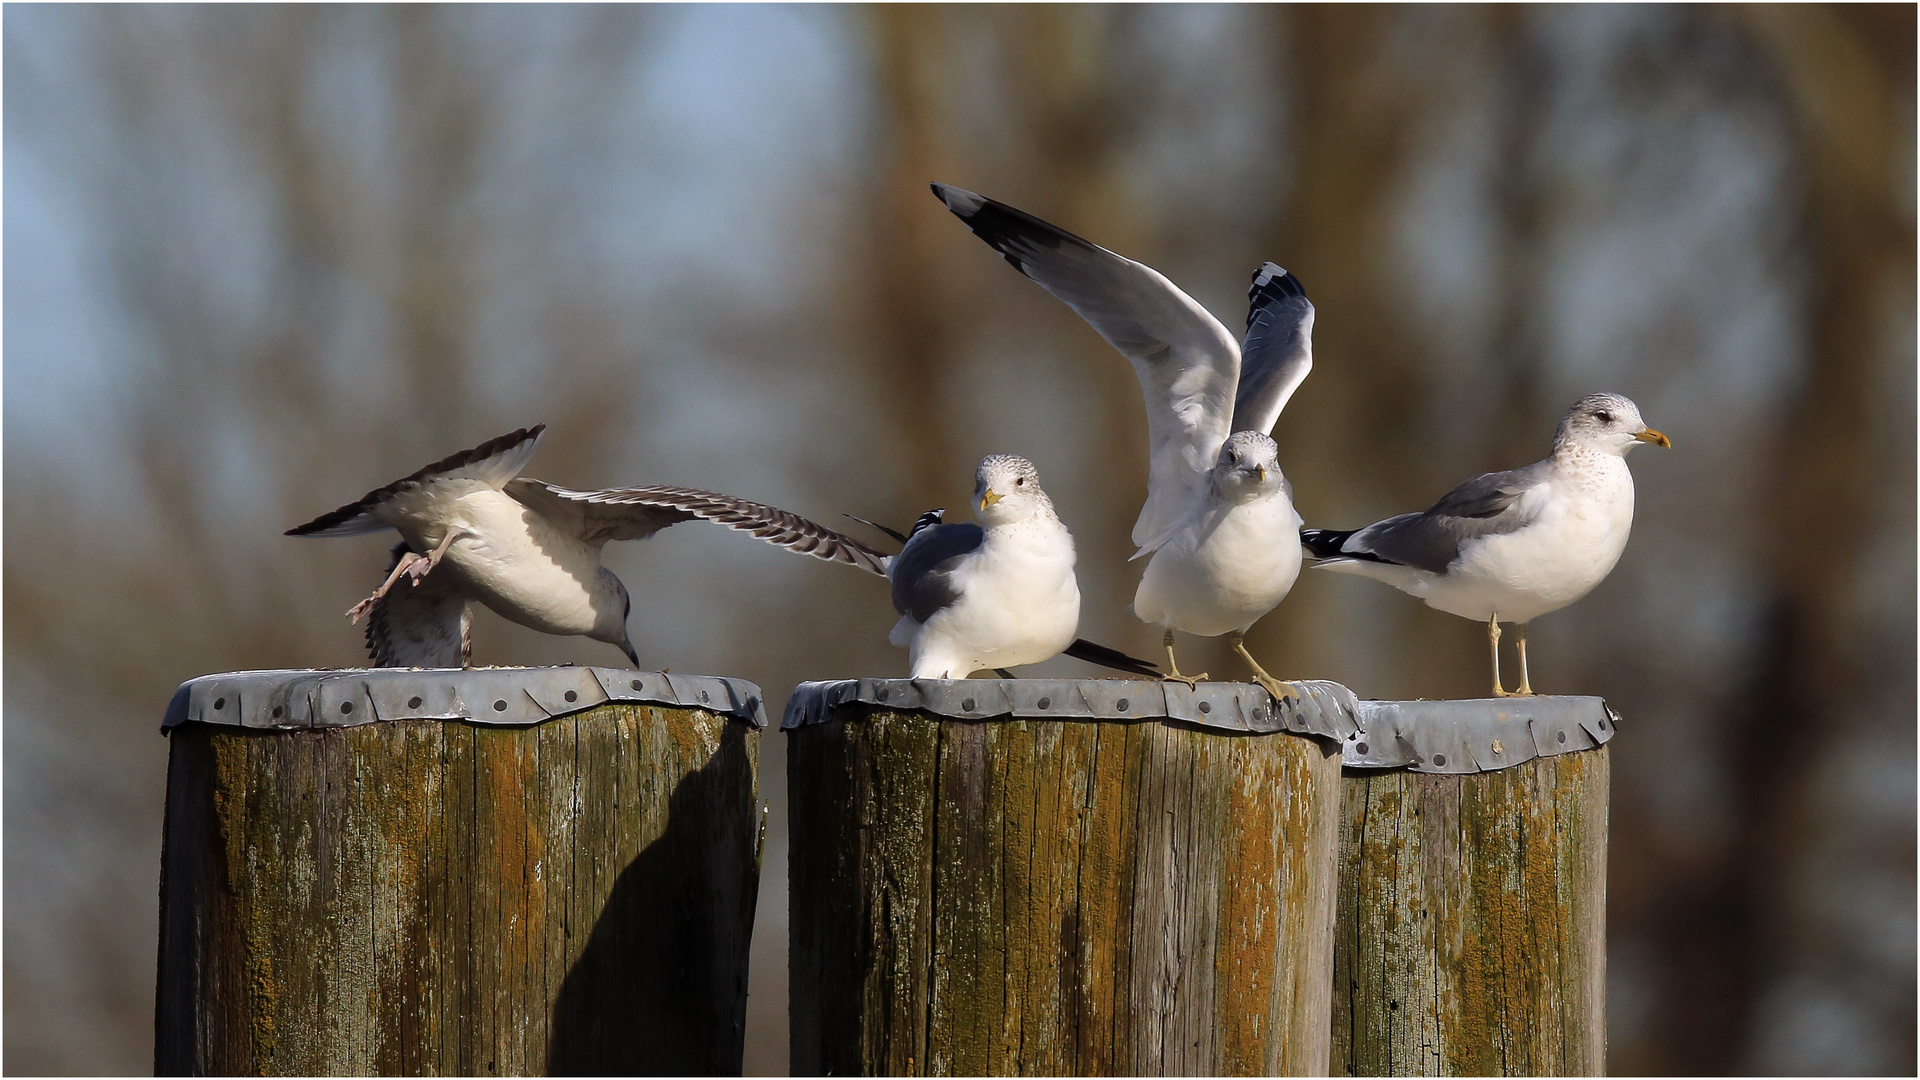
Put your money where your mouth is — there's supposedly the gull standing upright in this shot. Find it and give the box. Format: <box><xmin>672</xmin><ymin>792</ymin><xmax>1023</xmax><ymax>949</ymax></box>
<box><xmin>288</xmin><ymin>425</ymin><xmax>890</xmax><ymax>667</ymax></box>
<box><xmin>1301</xmin><ymin>392</ymin><xmax>1670</xmax><ymax>696</ymax></box>
<box><xmin>933</xmin><ymin>183</ymin><xmax>1314</xmax><ymax>699</ymax></box>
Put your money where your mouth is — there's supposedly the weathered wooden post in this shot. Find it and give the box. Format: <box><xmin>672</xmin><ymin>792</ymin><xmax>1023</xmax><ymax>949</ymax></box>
<box><xmin>1330</xmin><ymin>696</ymin><xmax>1615</xmax><ymax>1077</ymax></box>
<box><xmin>155</xmin><ymin>667</ymin><xmax>766</xmax><ymax>1077</ymax></box>
<box><xmin>784</xmin><ymin>678</ymin><xmax>1355</xmax><ymax>1077</ymax></box>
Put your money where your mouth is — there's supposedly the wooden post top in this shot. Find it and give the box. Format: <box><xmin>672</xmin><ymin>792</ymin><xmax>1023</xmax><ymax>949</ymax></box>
<box><xmin>163</xmin><ymin>666</ymin><xmax>768</xmax><ymax>733</ymax></box>
<box><xmin>783</xmin><ymin>678</ymin><xmax>1616</xmax><ymax>775</ymax></box>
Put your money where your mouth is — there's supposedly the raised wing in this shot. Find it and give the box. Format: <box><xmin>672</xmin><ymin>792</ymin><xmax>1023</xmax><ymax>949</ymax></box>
<box><xmin>888</xmin><ymin>520</ymin><xmax>984</xmax><ymax>623</ymax></box>
<box><xmin>1311</xmin><ymin>461</ymin><xmax>1553</xmax><ymax>574</ymax></box>
<box><xmin>363</xmin><ymin>543</ymin><xmax>472</xmax><ymax>667</ymax></box>
<box><xmin>287</xmin><ymin>425</ymin><xmax>546</xmax><ymax>537</ymax></box>
<box><xmin>933</xmin><ymin>183</ymin><xmax>1240</xmax><ymax>550</ymax></box>
<box><xmin>518</xmin><ymin>481</ymin><xmax>892</xmax><ymax>576</ymax></box>
<box><xmin>1229</xmin><ymin>264</ymin><xmax>1314</xmax><ymax>436</ymax></box>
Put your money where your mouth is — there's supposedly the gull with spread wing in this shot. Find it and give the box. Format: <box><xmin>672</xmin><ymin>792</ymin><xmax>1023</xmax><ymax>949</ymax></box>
<box><xmin>934</xmin><ymin>183</ymin><xmax>1313</xmax><ymax>700</ymax></box>
<box><xmin>288</xmin><ymin>425</ymin><xmax>886</xmax><ymax>667</ymax></box>
<box><xmin>1301</xmin><ymin>392</ymin><xmax>1669</xmax><ymax>696</ymax></box>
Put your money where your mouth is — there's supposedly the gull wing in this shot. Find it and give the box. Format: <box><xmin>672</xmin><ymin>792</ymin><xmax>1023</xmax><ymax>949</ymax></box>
<box><xmin>888</xmin><ymin>520</ymin><xmax>985</xmax><ymax>623</ymax></box>
<box><xmin>933</xmin><ymin>183</ymin><xmax>1239</xmax><ymax>551</ymax></box>
<box><xmin>287</xmin><ymin>425</ymin><xmax>546</xmax><ymax>537</ymax></box>
<box><xmin>364</xmin><ymin>543</ymin><xmax>472</xmax><ymax>667</ymax></box>
<box><xmin>1229</xmin><ymin>264</ymin><xmax>1314</xmax><ymax>437</ymax></box>
<box><xmin>1311</xmin><ymin>461</ymin><xmax>1555</xmax><ymax>574</ymax></box>
<box><xmin>516</xmin><ymin>481</ymin><xmax>892</xmax><ymax>576</ymax></box>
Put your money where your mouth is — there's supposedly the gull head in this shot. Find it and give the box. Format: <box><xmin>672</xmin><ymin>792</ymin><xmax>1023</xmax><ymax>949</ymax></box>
<box><xmin>1211</xmin><ymin>431</ymin><xmax>1286</xmax><ymax>502</ymax></box>
<box><xmin>1555</xmin><ymin>392</ymin><xmax>1669</xmax><ymax>456</ymax></box>
<box><xmin>588</xmin><ymin>569</ymin><xmax>641</xmax><ymax>666</ymax></box>
<box><xmin>974</xmin><ymin>454</ymin><xmax>1052</xmax><ymax>524</ymax></box>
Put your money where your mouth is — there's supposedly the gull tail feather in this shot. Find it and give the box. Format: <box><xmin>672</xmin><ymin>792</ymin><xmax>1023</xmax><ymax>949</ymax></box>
<box><xmin>1063</xmin><ymin>638</ymin><xmax>1162</xmax><ymax>678</ymax></box>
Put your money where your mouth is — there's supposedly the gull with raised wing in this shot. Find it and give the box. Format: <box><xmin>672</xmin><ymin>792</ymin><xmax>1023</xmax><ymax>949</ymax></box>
<box><xmin>287</xmin><ymin>425</ymin><xmax>887</xmax><ymax>667</ymax></box>
<box><xmin>1301</xmin><ymin>392</ymin><xmax>1669</xmax><ymax>696</ymax></box>
<box><xmin>934</xmin><ymin>183</ymin><xmax>1313</xmax><ymax>699</ymax></box>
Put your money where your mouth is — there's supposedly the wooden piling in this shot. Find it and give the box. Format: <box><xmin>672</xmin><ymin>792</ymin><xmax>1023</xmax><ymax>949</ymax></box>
<box><xmin>784</xmin><ymin>679</ymin><xmax>1349</xmax><ymax>1077</ymax></box>
<box><xmin>1331</xmin><ymin>711</ymin><xmax>1610</xmax><ymax>1077</ymax></box>
<box><xmin>154</xmin><ymin>668</ymin><xmax>764</xmax><ymax>1077</ymax></box>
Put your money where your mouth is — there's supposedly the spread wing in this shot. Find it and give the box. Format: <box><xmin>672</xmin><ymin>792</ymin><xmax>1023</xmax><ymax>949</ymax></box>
<box><xmin>287</xmin><ymin>425</ymin><xmax>545</xmax><ymax>537</ymax></box>
<box><xmin>888</xmin><ymin>520</ymin><xmax>984</xmax><ymax>623</ymax></box>
<box><xmin>515</xmin><ymin>481</ymin><xmax>891</xmax><ymax>575</ymax></box>
<box><xmin>1229</xmin><ymin>264</ymin><xmax>1314</xmax><ymax>436</ymax></box>
<box><xmin>364</xmin><ymin>543</ymin><xmax>472</xmax><ymax>667</ymax></box>
<box><xmin>933</xmin><ymin>183</ymin><xmax>1239</xmax><ymax>551</ymax></box>
<box><xmin>1316</xmin><ymin>461</ymin><xmax>1554</xmax><ymax>574</ymax></box>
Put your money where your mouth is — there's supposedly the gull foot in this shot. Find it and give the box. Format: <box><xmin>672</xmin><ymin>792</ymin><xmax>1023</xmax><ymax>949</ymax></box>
<box><xmin>1251</xmin><ymin>673</ymin><xmax>1299</xmax><ymax>702</ymax></box>
<box><xmin>1161</xmin><ymin>672</ymin><xmax>1209</xmax><ymax>689</ymax></box>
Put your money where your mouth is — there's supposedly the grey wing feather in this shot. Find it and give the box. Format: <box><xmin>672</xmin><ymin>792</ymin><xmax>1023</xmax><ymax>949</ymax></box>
<box><xmin>364</xmin><ymin>543</ymin><xmax>472</xmax><ymax>667</ymax></box>
<box><xmin>1229</xmin><ymin>264</ymin><xmax>1314</xmax><ymax>436</ymax></box>
<box><xmin>522</xmin><ymin>481</ymin><xmax>892</xmax><ymax>575</ymax></box>
<box><xmin>888</xmin><ymin>521</ymin><xmax>984</xmax><ymax>622</ymax></box>
<box><xmin>287</xmin><ymin>425</ymin><xmax>545</xmax><ymax>537</ymax></box>
<box><xmin>1345</xmin><ymin>461</ymin><xmax>1553</xmax><ymax>573</ymax></box>
<box><xmin>933</xmin><ymin>183</ymin><xmax>1239</xmax><ymax>550</ymax></box>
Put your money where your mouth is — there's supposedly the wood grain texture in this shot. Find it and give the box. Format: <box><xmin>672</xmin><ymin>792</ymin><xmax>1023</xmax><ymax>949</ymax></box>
<box><xmin>155</xmin><ymin>704</ymin><xmax>760</xmax><ymax>1077</ymax></box>
<box><xmin>788</xmin><ymin>708</ymin><xmax>1342</xmax><ymax>1077</ymax></box>
<box><xmin>1331</xmin><ymin>747</ymin><xmax>1608</xmax><ymax>1077</ymax></box>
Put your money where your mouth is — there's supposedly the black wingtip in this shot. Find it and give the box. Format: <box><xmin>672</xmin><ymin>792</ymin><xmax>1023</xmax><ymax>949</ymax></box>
<box><xmin>1063</xmin><ymin>638</ymin><xmax>1163</xmax><ymax>678</ymax></box>
<box><xmin>1247</xmin><ymin>263</ymin><xmax>1307</xmax><ymax>325</ymax></box>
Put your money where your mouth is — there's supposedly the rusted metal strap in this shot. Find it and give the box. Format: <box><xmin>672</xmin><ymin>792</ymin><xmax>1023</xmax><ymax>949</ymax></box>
<box><xmin>779</xmin><ymin>678</ymin><xmax>1616</xmax><ymax>774</ymax></box>
<box><xmin>163</xmin><ymin>667</ymin><xmax>768</xmax><ymax>732</ymax></box>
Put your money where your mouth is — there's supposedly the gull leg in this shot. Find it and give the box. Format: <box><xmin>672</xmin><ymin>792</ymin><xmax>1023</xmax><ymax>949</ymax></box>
<box><xmin>1514</xmin><ymin>623</ymin><xmax>1535</xmax><ymax>696</ymax></box>
<box><xmin>1232</xmin><ymin>632</ymin><xmax>1298</xmax><ymax>701</ymax></box>
<box><xmin>347</xmin><ymin>551</ymin><xmax>427</xmax><ymax>623</ymax></box>
<box><xmin>1161</xmin><ymin>630</ymin><xmax>1208</xmax><ymax>687</ymax></box>
<box><xmin>347</xmin><ymin>529</ymin><xmax>463</xmax><ymax>623</ymax></box>
<box><xmin>1488</xmin><ymin>612</ymin><xmax>1511</xmax><ymax>697</ymax></box>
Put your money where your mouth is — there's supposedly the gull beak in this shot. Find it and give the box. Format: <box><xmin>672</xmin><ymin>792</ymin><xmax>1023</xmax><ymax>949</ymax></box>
<box><xmin>979</xmin><ymin>490</ymin><xmax>1002</xmax><ymax>511</ymax></box>
<box><xmin>1255</xmin><ymin>465</ymin><xmax>1267</xmax><ymax>482</ymax></box>
<box><xmin>1633</xmin><ymin>427</ymin><xmax>1671</xmax><ymax>448</ymax></box>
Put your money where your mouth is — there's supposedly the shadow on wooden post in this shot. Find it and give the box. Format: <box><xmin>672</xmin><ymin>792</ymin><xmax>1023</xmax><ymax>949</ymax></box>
<box><xmin>153</xmin><ymin>668</ymin><xmax>763</xmax><ymax>1077</ymax></box>
<box><xmin>1330</xmin><ymin>697</ymin><xmax>1612</xmax><ymax>1077</ymax></box>
<box><xmin>784</xmin><ymin>678</ymin><xmax>1352</xmax><ymax>1077</ymax></box>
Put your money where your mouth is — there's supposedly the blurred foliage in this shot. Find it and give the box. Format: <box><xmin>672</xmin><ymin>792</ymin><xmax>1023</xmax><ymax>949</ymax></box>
<box><xmin>5</xmin><ymin>6</ymin><xmax>1912</xmax><ymax>1074</ymax></box>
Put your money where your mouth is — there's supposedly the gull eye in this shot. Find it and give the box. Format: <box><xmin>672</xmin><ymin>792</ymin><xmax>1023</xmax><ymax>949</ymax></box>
<box><xmin>1016</xmin><ymin>477</ymin><xmax>1025</xmax><ymax>486</ymax></box>
<box><xmin>1594</xmin><ymin>410</ymin><xmax>1613</xmax><ymax>424</ymax></box>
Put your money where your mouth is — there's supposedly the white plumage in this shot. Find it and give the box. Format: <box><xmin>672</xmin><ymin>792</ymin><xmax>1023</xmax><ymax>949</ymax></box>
<box><xmin>935</xmin><ymin>184</ymin><xmax>1313</xmax><ymax>697</ymax></box>
<box><xmin>1302</xmin><ymin>392</ymin><xmax>1669</xmax><ymax>696</ymax></box>
<box><xmin>885</xmin><ymin>455</ymin><xmax>1081</xmax><ymax>679</ymax></box>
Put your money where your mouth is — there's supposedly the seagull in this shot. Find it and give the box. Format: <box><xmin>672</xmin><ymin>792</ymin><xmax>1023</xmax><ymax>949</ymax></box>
<box><xmin>880</xmin><ymin>455</ymin><xmax>1083</xmax><ymax>678</ymax></box>
<box><xmin>1300</xmin><ymin>392</ymin><xmax>1669</xmax><ymax>696</ymax></box>
<box><xmin>288</xmin><ymin>425</ymin><xmax>889</xmax><ymax>667</ymax></box>
<box><xmin>933</xmin><ymin>183</ymin><xmax>1313</xmax><ymax>700</ymax></box>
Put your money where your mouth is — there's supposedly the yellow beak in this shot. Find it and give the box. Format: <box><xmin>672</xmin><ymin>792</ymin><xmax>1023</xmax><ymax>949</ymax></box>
<box><xmin>980</xmin><ymin>490</ymin><xmax>1002</xmax><ymax>510</ymax></box>
<box><xmin>1256</xmin><ymin>465</ymin><xmax>1267</xmax><ymax>482</ymax></box>
<box><xmin>1633</xmin><ymin>427</ymin><xmax>1671</xmax><ymax>448</ymax></box>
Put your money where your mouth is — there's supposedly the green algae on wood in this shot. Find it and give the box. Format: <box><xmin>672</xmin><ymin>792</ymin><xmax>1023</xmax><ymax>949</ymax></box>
<box><xmin>787</xmin><ymin>708</ymin><xmax>1342</xmax><ymax>1077</ymax></box>
<box><xmin>1331</xmin><ymin>747</ymin><xmax>1609</xmax><ymax>1076</ymax></box>
<box><xmin>156</xmin><ymin>703</ymin><xmax>760</xmax><ymax>1076</ymax></box>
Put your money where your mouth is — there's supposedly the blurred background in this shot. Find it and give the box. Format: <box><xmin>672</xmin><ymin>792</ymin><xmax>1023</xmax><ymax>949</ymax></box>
<box><xmin>5</xmin><ymin>5</ymin><xmax>1912</xmax><ymax>1074</ymax></box>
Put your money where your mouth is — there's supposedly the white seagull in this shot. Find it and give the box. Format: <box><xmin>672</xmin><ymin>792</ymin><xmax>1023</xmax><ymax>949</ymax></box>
<box><xmin>882</xmin><ymin>455</ymin><xmax>1084</xmax><ymax>678</ymax></box>
<box><xmin>934</xmin><ymin>183</ymin><xmax>1313</xmax><ymax>699</ymax></box>
<box><xmin>288</xmin><ymin>425</ymin><xmax>887</xmax><ymax>667</ymax></box>
<box><xmin>1301</xmin><ymin>392</ymin><xmax>1669</xmax><ymax>696</ymax></box>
